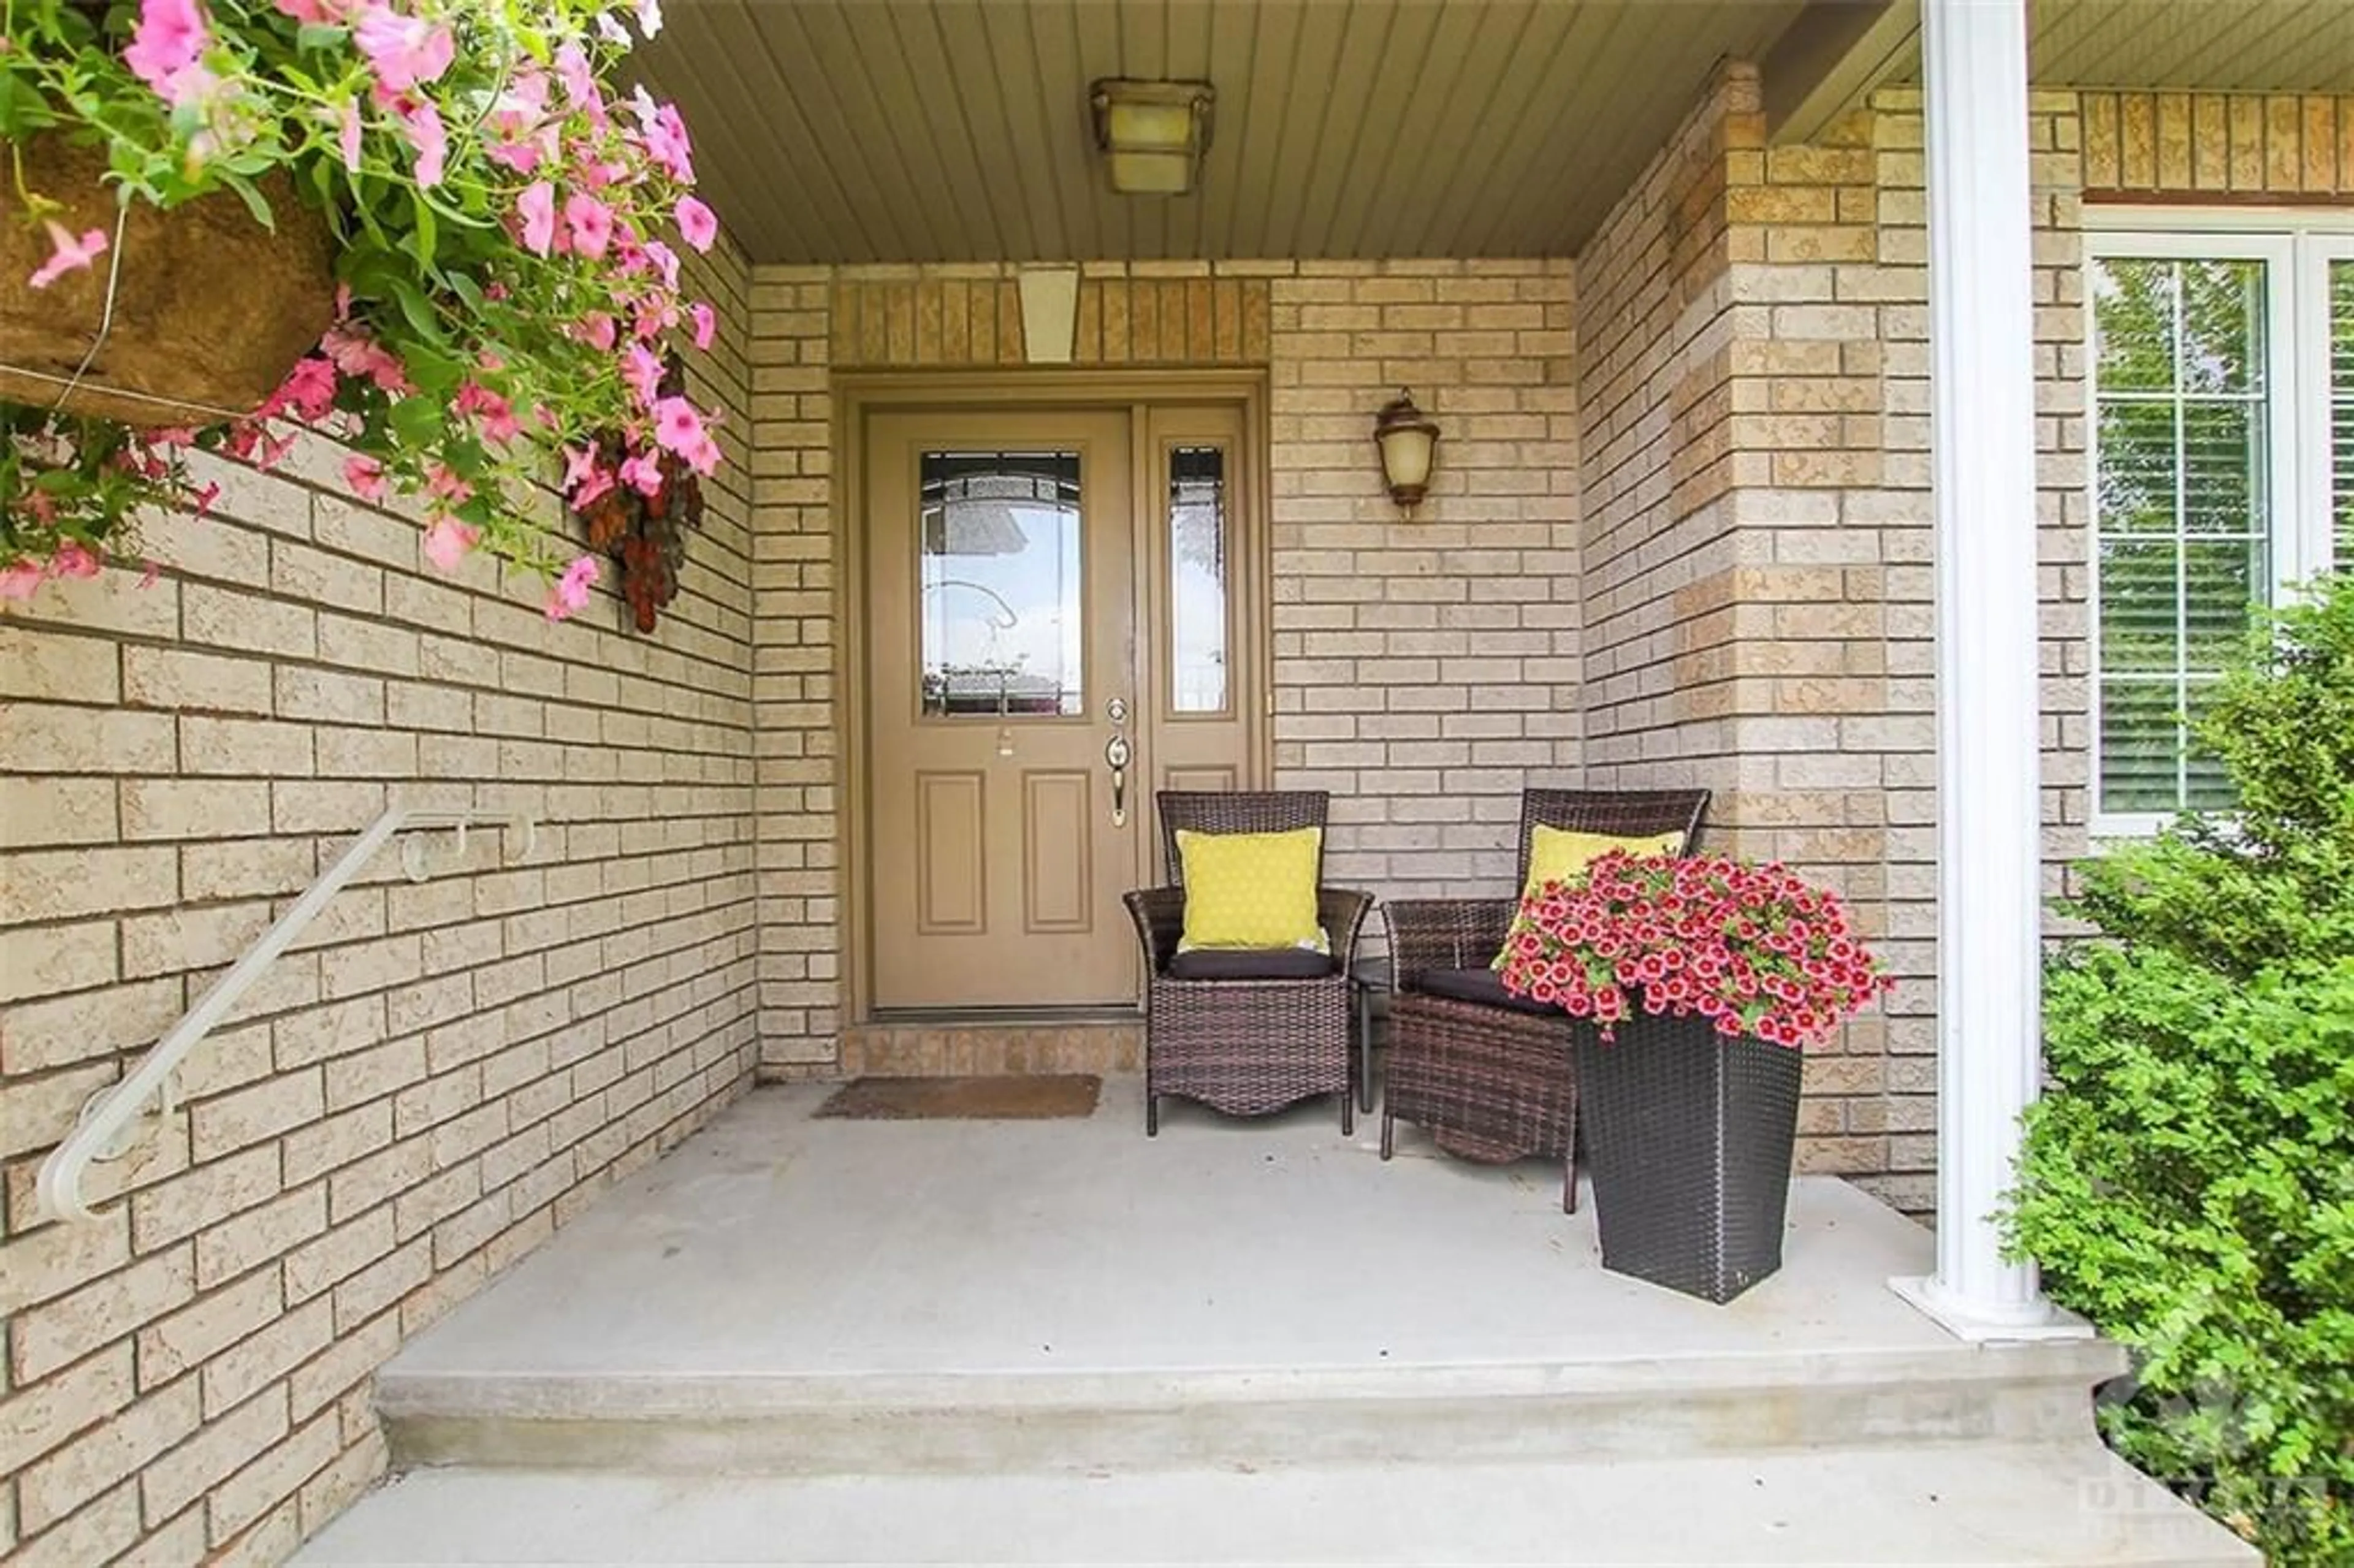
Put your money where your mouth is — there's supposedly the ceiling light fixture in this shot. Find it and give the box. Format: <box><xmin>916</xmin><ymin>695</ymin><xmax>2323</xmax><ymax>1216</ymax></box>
<box><xmin>1090</xmin><ymin>78</ymin><xmax>1214</xmax><ymax>196</ymax></box>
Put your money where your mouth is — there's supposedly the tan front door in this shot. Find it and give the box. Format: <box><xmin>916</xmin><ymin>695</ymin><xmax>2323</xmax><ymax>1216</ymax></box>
<box><xmin>863</xmin><ymin>399</ymin><xmax>1260</xmax><ymax>1012</ymax></box>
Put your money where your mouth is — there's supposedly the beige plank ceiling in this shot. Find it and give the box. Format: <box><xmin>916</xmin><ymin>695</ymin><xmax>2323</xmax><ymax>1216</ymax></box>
<box><xmin>2028</xmin><ymin>0</ymin><xmax>2354</xmax><ymax>93</ymax></box>
<box><xmin>638</xmin><ymin>0</ymin><xmax>1804</xmax><ymax>264</ymax></box>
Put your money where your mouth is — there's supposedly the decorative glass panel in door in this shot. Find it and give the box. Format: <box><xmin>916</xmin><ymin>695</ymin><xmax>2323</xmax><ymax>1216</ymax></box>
<box><xmin>866</xmin><ymin>413</ymin><xmax>1141</xmax><ymax>1010</ymax></box>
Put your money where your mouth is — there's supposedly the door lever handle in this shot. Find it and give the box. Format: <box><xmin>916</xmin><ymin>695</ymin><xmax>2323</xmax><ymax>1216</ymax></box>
<box><xmin>1105</xmin><ymin>733</ymin><xmax>1132</xmax><ymax>828</ymax></box>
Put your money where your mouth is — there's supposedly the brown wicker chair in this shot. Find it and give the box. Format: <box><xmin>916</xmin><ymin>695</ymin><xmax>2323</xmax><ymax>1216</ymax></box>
<box><xmin>1124</xmin><ymin>791</ymin><xmax>1374</xmax><ymax>1136</ymax></box>
<box><xmin>1379</xmin><ymin>787</ymin><xmax>1711</xmax><ymax>1211</ymax></box>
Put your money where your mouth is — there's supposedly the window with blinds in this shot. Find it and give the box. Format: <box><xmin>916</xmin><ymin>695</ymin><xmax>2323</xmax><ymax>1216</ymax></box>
<box><xmin>2335</xmin><ymin>258</ymin><xmax>2353</xmax><ymax>569</ymax></box>
<box><xmin>2087</xmin><ymin>223</ymin><xmax>2353</xmax><ymax>828</ymax></box>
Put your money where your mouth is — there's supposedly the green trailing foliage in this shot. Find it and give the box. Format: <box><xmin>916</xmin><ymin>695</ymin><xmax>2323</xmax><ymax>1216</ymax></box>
<box><xmin>2005</xmin><ymin>573</ymin><xmax>2354</xmax><ymax>1566</ymax></box>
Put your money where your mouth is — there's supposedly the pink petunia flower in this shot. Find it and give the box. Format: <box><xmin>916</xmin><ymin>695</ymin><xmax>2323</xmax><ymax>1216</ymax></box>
<box><xmin>190</xmin><ymin>482</ymin><xmax>223</xmax><ymax>520</ymax></box>
<box><xmin>553</xmin><ymin>43</ymin><xmax>605</xmax><ymax>124</ymax></box>
<box><xmin>689</xmin><ymin>301</ymin><xmax>716</xmax><ymax>351</ymax></box>
<box><xmin>422</xmin><ymin>516</ymin><xmax>478</xmax><ymax>573</ymax></box>
<box><xmin>273</xmin><ymin>356</ymin><xmax>338</xmax><ymax>422</ymax></box>
<box><xmin>400</xmin><ymin>101</ymin><xmax>447</xmax><ymax>186</ymax></box>
<box><xmin>0</xmin><ymin>560</ymin><xmax>44</xmax><ymax>601</ymax></box>
<box><xmin>338</xmin><ymin>97</ymin><xmax>365</xmax><ymax>172</ymax></box>
<box><xmin>621</xmin><ymin>344</ymin><xmax>665</xmax><ymax>408</ymax></box>
<box><xmin>619</xmin><ymin>452</ymin><xmax>665</xmax><ymax>495</ymax></box>
<box><xmin>353</xmin><ymin>6</ymin><xmax>455</xmax><ymax>93</ymax></box>
<box><xmin>578</xmin><ymin>313</ymin><xmax>619</xmax><ymax>351</ymax></box>
<box><xmin>636</xmin><ymin>101</ymin><xmax>694</xmax><ymax>182</ymax></box>
<box><xmin>641</xmin><ymin>239</ymin><xmax>680</xmax><ymax>289</ymax></box>
<box><xmin>321</xmin><ymin>324</ymin><xmax>410</xmax><ymax>392</ymax></box>
<box><xmin>545</xmin><ymin>555</ymin><xmax>601</xmax><ymax>622</ymax></box>
<box><xmin>563</xmin><ymin>193</ymin><xmax>614</xmax><ymax>259</ymax></box>
<box><xmin>516</xmin><ymin>181</ymin><xmax>557</xmax><ymax>256</ymax></box>
<box><xmin>124</xmin><ymin>0</ymin><xmax>208</xmax><ymax>96</ymax></box>
<box><xmin>674</xmin><ymin>196</ymin><xmax>717</xmax><ymax>253</ymax></box>
<box><xmin>344</xmin><ymin>455</ymin><xmax>389</xmax><ymax>502</ymax></box>
<box><xmin>28</xmin><ymin>222</ymin><xmax>108</xmax><ymax>289</ymax></box>
<box><xmin>51</xmin><ymin>541</ymin><xmax>102</xmax><ymax>579</ymax></box>
<box><xmin>651</xmin><ymin>396</ymin><xmax>706</xmax><ymax>459</ymax></box>
<box><xmin>455</xmin><ymin>381</ymin><xmax>522</xmax><ymax>446</ymax></box>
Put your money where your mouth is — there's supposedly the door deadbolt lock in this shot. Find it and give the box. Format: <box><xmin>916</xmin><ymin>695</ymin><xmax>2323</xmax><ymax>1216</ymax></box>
<box><xmin>1106</xmin><ymin>696</ymin><xmax>1129</xmax><ymax>724</ymax></box>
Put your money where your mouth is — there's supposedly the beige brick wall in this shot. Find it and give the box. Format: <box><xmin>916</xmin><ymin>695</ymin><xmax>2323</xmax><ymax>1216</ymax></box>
<box><xmin>1569</xmin><ymin>66</ymin><xmax>2101</xmax><ymax>1209</ymax></box>
<box><xmin>2081</xmin><ymin>89</ymin><xmax>2354</xmax><ymax>197</ymax></box>
<box><xmin>745</xmin><ymin>257</ymin><xmax>1579</xmax><ymax>1076</ymax></box>
<box><xmin>0</xmin><ymin>243</ymin><xmax>761</xmax><ymax>1564</ymax></box>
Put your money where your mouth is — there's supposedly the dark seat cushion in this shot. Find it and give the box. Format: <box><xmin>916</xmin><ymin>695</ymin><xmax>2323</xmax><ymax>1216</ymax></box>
<box><xmin>1165</xmin><ymin>947</ymin><xmax>1340</xmax><ymax>981</ymax></box>
<box><xmin>1406</xmin><ymin>966</ymin><xmax>1563</xmax><ymax>1018</ymax></box>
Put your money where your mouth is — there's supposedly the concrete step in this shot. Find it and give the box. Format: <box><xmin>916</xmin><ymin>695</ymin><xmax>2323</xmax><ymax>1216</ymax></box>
<box><xmin>379</xmin><ymin>1338</ymin><xmax>2130</xmax><ymax>1475</ymax></box>
<box><xmin>296</xmin><ymin>1442</ymin><xmax>2258</xmax><ymax>1566</ymax></box>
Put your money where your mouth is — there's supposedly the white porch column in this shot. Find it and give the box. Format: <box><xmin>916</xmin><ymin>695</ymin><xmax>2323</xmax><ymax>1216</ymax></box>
<box><xmin>1889</xmin><ymin>0</ymin><xmax>2066</xmax><ymax>1341</ymax></box>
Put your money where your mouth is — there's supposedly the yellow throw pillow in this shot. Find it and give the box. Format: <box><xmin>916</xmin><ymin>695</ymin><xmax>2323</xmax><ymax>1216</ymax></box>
<box><xmin>1519</xmin><ymin>826</ymin><xmax>1686</xmax><ymax>903</ymax></box>
<box><xmin>1176</xmin><ymin>826</ymin><xmax>1323</xmax><ymax>951</ymax></box>
<box><xmin>1493</xmin><ymin>826</ymin><xmax>1686</xmax><ymax>971</ymax></box>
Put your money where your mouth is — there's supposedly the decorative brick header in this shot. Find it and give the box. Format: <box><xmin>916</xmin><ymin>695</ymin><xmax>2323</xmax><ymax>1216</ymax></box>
<box><xmin>829</xmin><ymin>269</ymin><xmax>1272</xmax><ymax>368</ymax></box>
<box><xmin>2079</xmin><ymin>90</ymin><xmax>2354</xmax><ymax>200</ymax></box>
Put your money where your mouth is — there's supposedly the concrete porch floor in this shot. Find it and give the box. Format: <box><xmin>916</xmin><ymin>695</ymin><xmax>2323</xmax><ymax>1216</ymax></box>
<box><xmin>300</xmin><ymin>1079</ymin><xmax>2256</xmax><ymax>1565</ymax></box>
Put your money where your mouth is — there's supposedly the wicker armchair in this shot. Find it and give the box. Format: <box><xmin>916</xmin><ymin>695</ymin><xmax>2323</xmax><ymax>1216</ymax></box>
<box><xmin>1124</xmin><ymin>791</ymin><xmax>1374</xmax><ymax>1136</ymax></box>
<box><xmin>1380</xmin><ymin>787</ymin><xmax>1711</xmax><ymax>1211</ymax></box>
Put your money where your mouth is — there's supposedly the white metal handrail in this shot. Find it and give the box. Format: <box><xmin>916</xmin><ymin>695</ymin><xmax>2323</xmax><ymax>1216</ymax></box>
<box><xmin>36</xmin><ymin>806</ymin><xmax>536</xmax><ymax>1224</ymax></box>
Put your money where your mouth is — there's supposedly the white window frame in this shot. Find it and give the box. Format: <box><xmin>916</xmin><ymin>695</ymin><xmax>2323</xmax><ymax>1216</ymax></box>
<box><xmin>2083</xmin><ymin>208</ymin><xmax>2354</xmax><ymax>836</ymax></box>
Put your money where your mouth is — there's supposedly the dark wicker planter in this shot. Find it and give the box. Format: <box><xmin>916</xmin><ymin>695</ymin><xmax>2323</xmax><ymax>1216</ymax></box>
<box><xmin>1574</xmin><ymin>1013</ymin><xmax>1804</xmax><ymax>1304</ymax></box>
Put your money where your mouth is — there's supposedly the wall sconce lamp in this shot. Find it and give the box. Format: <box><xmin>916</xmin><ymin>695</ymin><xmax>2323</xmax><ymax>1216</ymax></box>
<box><xmin>1373</xmin><ymin>389</ymin><xmax>1440</xmax><ymax>513</ymax></box>
<box><xmin>1091</xmin><ymin>78</ymin><xmax>1214</xmax><ymax>195</ymax></box>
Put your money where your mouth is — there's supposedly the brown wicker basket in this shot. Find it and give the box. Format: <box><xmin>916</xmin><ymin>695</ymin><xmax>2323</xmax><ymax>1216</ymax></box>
<box><xmin>1</xmin><ymin>137</ymin><xmax>337</xmax><ymax>427</ymax></box>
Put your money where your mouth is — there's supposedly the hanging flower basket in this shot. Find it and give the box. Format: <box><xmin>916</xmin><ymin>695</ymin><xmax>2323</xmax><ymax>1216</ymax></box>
<box><xmin>0</xmin><ymin>135</ymin><xmax>335</xmax><ymax>428</ymax></box>
<box><xmin>1497</xmin><ymin>852</ymin><xmax>1894</xmax><ymax>1303</ymax></box>
<box><xmin>2</xmin><ymin>0</ymin><xmax>723</xmax><ymax>620</ymax></box>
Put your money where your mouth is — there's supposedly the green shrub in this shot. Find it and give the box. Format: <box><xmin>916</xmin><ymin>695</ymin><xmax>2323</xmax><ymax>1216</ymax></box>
<box><xmin>2006</xmin><ymin>574</ymin><xmax>2354</xmax><ymax>1566</ymax></box>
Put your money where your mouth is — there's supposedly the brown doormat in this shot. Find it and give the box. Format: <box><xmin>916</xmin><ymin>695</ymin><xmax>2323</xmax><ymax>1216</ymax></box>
<box><xmin>813</xmin><ymin>1074</ymin><xmax>1102</xmax><ymax>1121</ymax></box>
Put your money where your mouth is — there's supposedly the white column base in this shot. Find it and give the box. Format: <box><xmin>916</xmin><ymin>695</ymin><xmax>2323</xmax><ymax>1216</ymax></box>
<box><xmin>1888</xmin><ymin>1274</ymin><xmax>2095</xmax><ymax>1344</ymax></box>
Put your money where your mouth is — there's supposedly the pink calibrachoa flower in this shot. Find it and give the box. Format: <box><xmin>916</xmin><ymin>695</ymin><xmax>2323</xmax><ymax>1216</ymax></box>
<box><xmin>545</xmin><ymin>555</ymin><xmax>600</xmax><ymax>621</ymax></box>
<box><xmin>50</xmin><ymin>541</ymin><xmax>101</xmax><ymax>580</ymax></box>
<box><xmin>563</xmin><ymin>193</ymin><xmax>614</xmax><ymax>259</ymax></box>
<box><xmin>578</xmin><ymin>313</ymin><xmax>619</xmax><ymax>351</ymax></box>
<box><xmin>0</xmin><ymin>560</ymin><xmax>44</xmax><ymax>601</ymax></box>
<box><xmin>343</xmin><ymin>455</ymin><xmax>389</xmax><ymax>503</ymax></box>
<box><xmin>28</xmin><ymin>223</ymin><xmax>108</xmax><ymax>289</ymax></box>
<box><xmin>674</xmin><ymin>196</ymin><xmax>717</xmax><ymax>253</ymax></box>
<box><xmin>124</xmin><ymin>0</ymin><xmax>208</xmax><ymax>97</ymax></box>
<box><xmin>422</xmin><ymin>516</ymin><xmax>479</xmax><ymax>573</ymax></box>
<box><xmin>689</xmin><ymin>302</ymin><xmax>716</xmax><ymax>351</ymax></box>
<box><xmin>516</xmin><ymin>181</ymin><xmax>557</xmax><ymax>256</ymax></box>
<box><xmin>353</xmin><ymin>6</ymin><xmax>455</xmax><ymax>93</ymax></box>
